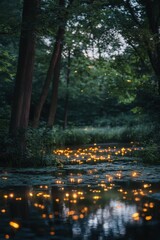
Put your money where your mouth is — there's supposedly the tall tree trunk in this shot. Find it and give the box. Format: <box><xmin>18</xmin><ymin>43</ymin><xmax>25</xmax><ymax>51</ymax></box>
<box><xmin>9</xmin><ymin>0</ymin><xmax>39</xmax><ymax>136</ymax></box>
<box><xmin>63</xmin><ymin>49</ymin><xmax>71</xmax><ymax>129</ymax></box>
<box><xmin>32</xmin><ymin>0</ymin><xmax>66</xmax><ymax>128</ymax></box>
<box><xmin>47</xmin><ymin>44</ymin><xmax>63</xmax><ymax>127</ymax></box>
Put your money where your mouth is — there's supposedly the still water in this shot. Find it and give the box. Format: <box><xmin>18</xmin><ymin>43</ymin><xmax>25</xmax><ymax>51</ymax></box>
<box><xmin>0</xmin><ymin>144</ymin><xmax>160</xmax><ymax>240</ymax></box>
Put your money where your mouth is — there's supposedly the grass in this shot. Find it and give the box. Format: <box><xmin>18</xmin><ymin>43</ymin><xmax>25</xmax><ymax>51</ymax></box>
<box><xmin>62</xmin><ymin>123</ymin><xmax>155</xmax><ymax>145</ymax></box>
<box><xmin>0</xmin><ymin>117</ymin><xmax>159</xmax><ymax>166</ymax></box>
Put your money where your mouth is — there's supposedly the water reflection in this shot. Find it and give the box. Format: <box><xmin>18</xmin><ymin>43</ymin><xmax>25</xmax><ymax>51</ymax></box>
<box><xmin>0</xmin><ymin>144</ymin><xmax>160</xmax><ymax>239</ymax></box>
<box><xmin>0</xmin><ymin>182</ymin><xmax>160</xmax><ymax>240</ymax></box>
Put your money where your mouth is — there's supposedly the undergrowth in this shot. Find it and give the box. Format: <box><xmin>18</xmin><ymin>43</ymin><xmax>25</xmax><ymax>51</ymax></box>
<box><xmin>0</xmin><ymin>119</ymin><xmax>159</xmax><ymax>166</ymax></box>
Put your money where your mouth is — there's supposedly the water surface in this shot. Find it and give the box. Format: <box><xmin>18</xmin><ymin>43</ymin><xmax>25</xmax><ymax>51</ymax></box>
<box><xmin>0</xmin><ymin>144</ymin><xmax>160</xmax><ymax>240</ymax></box>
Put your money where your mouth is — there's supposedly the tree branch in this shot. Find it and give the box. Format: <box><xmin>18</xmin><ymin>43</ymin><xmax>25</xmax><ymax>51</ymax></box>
<box><xmin>125</xmin><ymin>0</ymin><xmax>141</xmax><ymax>27</ymax></box>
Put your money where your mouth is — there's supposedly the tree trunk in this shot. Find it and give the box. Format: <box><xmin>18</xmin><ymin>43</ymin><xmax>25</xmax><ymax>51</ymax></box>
<box><xmin>32</xmin><ymin>28</ymin><xmax>64</xmax><ymax>127</ymax></box>
<box><xmin>63</xmin><ymin>49</ymin><xmax>71</xmax><ymax>129</ymax></box>
<box><xmin>32</xmin><ymin>0</ymin><xmax>66</xmax><ymax>127</ymax></box>
<box><xmin>47</xmin><ymin>44</ymin><xmax>63</xmax><ymax>127</ymax></box>
<box><xmin>9</xmin><ymin>0</ymin><xmax>39</xmax><ymax>136</ymax></box>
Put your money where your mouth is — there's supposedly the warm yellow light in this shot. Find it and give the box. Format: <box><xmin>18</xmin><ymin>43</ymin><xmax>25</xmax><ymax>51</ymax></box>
<box><xmin>73</xmin><ymin>193</ymin><xmax>77</xmax><ymax>199</ymax></box>
<box><xmin>5</xmin><ymin>234</ymin><xmax>10</xmax><ymax>239</ymax></box>
<box><xmin>70</xmin><ymin>178</ymin><xmax>75</xmax><ymax>183</ymax></box>
<box><xmin>132</xmin><ymin>172</ymin><xmax>137</xmax><ymax>177</ymax></box>
<box><xmin>72</xmin><ymin>215</ymin><xmax>79</xmax><ymax>220</ymax></box>
<box><xmin>43</xmin><ymin>194</ymin><xmax>50</xmax><ymax>198</ymax></box>
<box><xmin>70</xmin><ymin>200</ymin><xmax>77</xmax><ymax>203</ymax></box>
<box><xmin>145</xmin><ymin>215</ymin><xmax>152</xmax><ymax>221</ymax></box>
<box><xmin>56</xmin><ymin>180</ymin><xmax>62</xmax><ymax>184</ymax></box>
<box><xmin>68</xmin><ymin>210</ymin><xmax>75</xmax><ymax>216</ymax></box>
<box><xmin>1</xmin><ymin>209</ymin><xmax>6</xmax><ymax>213</ymax></box>
<box><xmin>81</xmin><ymin>207</ymin><xmax>88</xmax><ymax>213</ymax></box>
<box><xmin>140</xmin><ymin>191</ymin><xmax>145</xmax><ymax>196</ymax></box>
<box><xmin>132</xmin><ymin>213</ymin><xmax>139</xmax><ymax>218</ymax></box>
<box><xmin>80</xmin><ymin>196</ymin><xmax>85</xmax><ymax>200</ymax></box>
<box><xmin>9</xmin><ymin>193</ymin><xmax>14</xmax><ymax>198</ymax></box>
<box><xmin>77</xmin><ymin>178</ymin><xmax>83</xmax><ymax>183</ymax></box>
<box><xmin>9</xmin><ymin>221</ymin><xmax>20</xmax><ymax>229</ymax></box>
<box><xmin>42</xmin><ymin>214</ymin><xmax>47</xmax><ymax>218</ymax></box>
<box><xmin>39</xmin><ymin>204</ymin><xmax>45</xmax><ymax>209</ymax></box>
<box><xmin>16</xmin><ymin>197</ymin><xmax>22</xmax><ymax>201</ymax></box>
<box><xmin>78</xmin><ymin>191</ymin><xmax>83</xmax><ymax>195</ymax></box>
<box><xmin>132</xmin><ymin>212</ymin><xmax>140</xmax><ymax>221</ymax></box>
<box><xmin>149</xmin><ymin>202</ymin><xmax>154</xmax><ymax>208</ymax></box>
<box><xmin>143</xmin><ymin>184</ymin><xmax>150</xmax><ymax>188</ymax></box>
<box><xmin>144</xmin><ymin>203</ymin><xmax>149</xmax><ymax>207</ymax></box>
<box><xmin>37</xmin><ymin>192</ymin><xmax>43</xmax><ymax>197</ymax></box>
<box><xmin>135</xmin><ymin>197</ymin><xmax>140</xmax><ymax>201</ymax></box>
<box><xmin>143</xmin><ymin>208</ymin><xmax>148</xmax><ymax>212</ymax></box>
<box><xmin>93</xmin><ymin>195</ymin><xmax>100</xmax><ymax>200</ymax></box>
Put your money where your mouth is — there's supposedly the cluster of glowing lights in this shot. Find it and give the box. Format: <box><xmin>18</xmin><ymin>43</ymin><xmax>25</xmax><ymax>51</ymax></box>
<box><xmin>0</xmin><ymin>179</ymin><xmax>158</xmax><ymax>240</ymax></box>
<box><xmin>0</xmin><ymin>144</ymin><xmax>158</xmax><ymax>239</ymax></box>
<box><xmin>53</xmin><ymin>145</ymin><xmax>139</xmax><ymax>164</ymax></box>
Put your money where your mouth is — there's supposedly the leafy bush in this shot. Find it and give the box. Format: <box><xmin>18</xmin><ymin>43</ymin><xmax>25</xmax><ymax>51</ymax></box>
<box><xmin>141</xmin><ymin>142</ymin><xmax>160</xmax><ymax>164</ymax></box>
<box><xmin>25</xmin><ymin>127</ymin><xmax>63</xmax><ymax>164</ymax></box>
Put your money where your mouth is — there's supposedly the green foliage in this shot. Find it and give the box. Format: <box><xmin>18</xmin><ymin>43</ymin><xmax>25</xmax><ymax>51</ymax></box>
<box><xmin>140</xmin><ymin>142</ymin><xmax>160</xmax><ymax>164</ymax></box>
<box><xmin>62</xmin><ymin>128</ymin><xmax>91</xmax><ymax>145</ymax></box>
<box><xmin>25</xmin><ymin>127</ymin><xmax>62</xmax><ymax>165</ymax></box>
<box><xmin>29</xmin><ymin>121</ymin><xmax>156</xmax><ymax>149</ymax></box>
<box><xmin>0</xmin><ymin>118</ymin><xmax>158</xmax><ymax>167</ymax></box>
<box><xmin>0</xmin><ymin>0</ymin><xmax>160</xmax><ymax>168</ymax></box>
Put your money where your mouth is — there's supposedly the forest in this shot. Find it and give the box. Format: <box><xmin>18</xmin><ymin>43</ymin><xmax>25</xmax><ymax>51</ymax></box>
<box><xmin>0</xmin><ymin>0</ymin><xmax>160</xmax><ymax>166</ymax></box>
<box><xmin>1</xmin><ymin>1</ymin><xmax>160</xmax><ymax>240</ymax></box>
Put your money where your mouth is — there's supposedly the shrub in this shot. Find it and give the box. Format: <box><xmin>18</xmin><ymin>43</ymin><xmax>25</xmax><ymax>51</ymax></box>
<box><xmin>141</xmin><ymin>142</ymin><xmax>160</xmax><ymax>164</ymax></box>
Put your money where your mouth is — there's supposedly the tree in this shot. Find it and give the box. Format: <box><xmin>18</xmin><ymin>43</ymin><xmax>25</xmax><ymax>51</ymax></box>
<box><xmin>63</xmin><ymin>49</ymin><xmax>71</xmax><ymax>129</ymax></box>
<box><xmin>47</xmin><ymin>43</ymin><xmax>63</xmax><ymax>127</ymax></box>
<box><xmin>114</xmin><ymin>0</ymin><xmax>160</xmax><ymax>94</ymax></box>
<box><xmin>32</xmin><ymin>0</ymin><xmax>74</xmax><ymax>127</ymax></box>
<box><xmin>9</xmin><ymin>0</ymin><xmax>40</xmax><ymax>136</ymax></box>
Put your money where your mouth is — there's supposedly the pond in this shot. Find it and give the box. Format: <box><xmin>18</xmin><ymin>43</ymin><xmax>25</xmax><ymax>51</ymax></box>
<box><xmin>0</xmin><ymin>144</ymin><xmax>160</xmax><ymax>240</ymax></box>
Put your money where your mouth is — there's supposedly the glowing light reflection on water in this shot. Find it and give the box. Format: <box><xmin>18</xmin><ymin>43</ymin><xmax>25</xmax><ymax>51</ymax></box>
<box><xmin>0</xmin><ymin>144</ymin><xmax>160</xmax><ymax>240</ymax></box>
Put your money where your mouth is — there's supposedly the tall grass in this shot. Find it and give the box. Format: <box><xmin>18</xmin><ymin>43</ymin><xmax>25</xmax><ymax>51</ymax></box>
<box><xmin>0</xmin><ymin>116</ymin><xmax>158</xmax><ymax>166</ymax></box>
<box><xmin>25</xmin><ymin>123</ymin><xmax>155</xmax><ymax>156</ymax></box>
<box><xmin>62</xmin><ymin>123</ymin><xmax>155</xmax><ymax>145</ymax></box>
